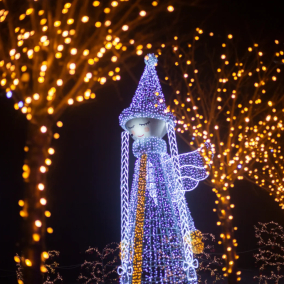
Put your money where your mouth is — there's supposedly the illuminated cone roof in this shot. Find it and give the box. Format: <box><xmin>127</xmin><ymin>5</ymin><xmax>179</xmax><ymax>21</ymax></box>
<box><xmin>119</xmin><ymin>54</ymin><xmax>175</xmax><ymax>130</ymax></box>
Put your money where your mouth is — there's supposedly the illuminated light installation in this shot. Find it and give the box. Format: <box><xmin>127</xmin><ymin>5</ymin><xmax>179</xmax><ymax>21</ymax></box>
<box><xmin>118</xmin><ymin>54</ymin><xmax>209</xmax><ymax>283</ymax></box>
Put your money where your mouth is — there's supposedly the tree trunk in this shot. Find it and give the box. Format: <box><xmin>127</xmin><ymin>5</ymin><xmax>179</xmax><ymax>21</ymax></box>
<box><xmin>216</xmin><ymin>188</ymin><xmax>238</xmax><ymax>284</ymax></box>
<box><xmin>21</xmin><ymin>118</ymin><xmax>52</xmax><ymax>284</ymax></box>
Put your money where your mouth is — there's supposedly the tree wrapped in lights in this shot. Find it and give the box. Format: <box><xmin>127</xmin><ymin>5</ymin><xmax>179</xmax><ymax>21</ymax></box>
<box><xmin>159</xmin><ymin>30</ymin><xmax>284</xmax><ymax>283</ymax></box>
<box><xmin>0</xmin><ymin>0</ymin><xmax>195</xmax><ymax>282</ymax></box>
<box><xmin>254</xmin><ymin>222</ymin><xmax>284</xmax><ymax>284</ymax></box>
<box><xmin>118</xmin><ymin>54</ymin><xmax>210</xmax><ymax>283</ymax></box>
<box><xmin>78</xmin><ymin>242</ymin><xmax>120</xmax><ymax>284</ymax></box>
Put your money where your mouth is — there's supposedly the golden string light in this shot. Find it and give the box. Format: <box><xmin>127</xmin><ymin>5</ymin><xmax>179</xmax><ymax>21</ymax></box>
<box><xmin>132</xmin><ymin>154</ymin><xmax>147</xmax><ymax>284</ymax></box>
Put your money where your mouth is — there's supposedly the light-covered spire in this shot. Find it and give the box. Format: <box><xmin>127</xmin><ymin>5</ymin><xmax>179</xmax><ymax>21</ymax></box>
<box><xmin>119</xmin><ymin>54</ymin><xmax>175</xmax><ymax>130</ymax></box>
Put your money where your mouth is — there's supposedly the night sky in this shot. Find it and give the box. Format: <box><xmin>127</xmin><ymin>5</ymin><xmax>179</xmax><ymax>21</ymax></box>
<box><xmin>1</xmin><ymin>0</ymin><xmax>284</xmax><ymax>283</ymax></box>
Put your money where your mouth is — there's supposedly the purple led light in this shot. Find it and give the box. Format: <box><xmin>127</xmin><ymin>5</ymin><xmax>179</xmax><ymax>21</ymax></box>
<box><xmin>6</xmin><ymin>91</ymin><xmax>12</xmax><ymax>98</ymax></box>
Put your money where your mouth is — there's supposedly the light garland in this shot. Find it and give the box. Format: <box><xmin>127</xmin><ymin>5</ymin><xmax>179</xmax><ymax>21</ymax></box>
<box><xmin>120</xmin><ymin>131</ymin><xmax>130</xmax><ymax>273</ymax></box>
<box><xmin>132</xmin><ymin>154</ymin><xmax>147</xmax><ymax>284</ymax></box>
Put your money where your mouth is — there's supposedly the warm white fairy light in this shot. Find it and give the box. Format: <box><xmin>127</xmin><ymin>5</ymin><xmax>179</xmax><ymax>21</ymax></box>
<box><xmin>160</xmin><ymin>30</ymin><xmax>284</xmax><ymax>281</ymax></box>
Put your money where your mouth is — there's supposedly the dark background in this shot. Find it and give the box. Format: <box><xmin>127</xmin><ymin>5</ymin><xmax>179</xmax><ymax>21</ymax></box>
<box><xmin>1</xmin><ymin>0</ymin><xmax>284</xmax><ymax>282</ymax></box>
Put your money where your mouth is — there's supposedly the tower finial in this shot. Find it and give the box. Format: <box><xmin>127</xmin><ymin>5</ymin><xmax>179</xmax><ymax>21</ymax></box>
<box><xmin>144</xmin><ymin>53</ymin><xmax>158</xmax><ymax>66</ymax></box>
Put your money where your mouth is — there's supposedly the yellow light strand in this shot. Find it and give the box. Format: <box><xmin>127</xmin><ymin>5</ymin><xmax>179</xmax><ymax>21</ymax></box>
<box><xmin>132</xmin><ymin>154</ymin><xmax>147</xmax><ymax>284</ymax></box>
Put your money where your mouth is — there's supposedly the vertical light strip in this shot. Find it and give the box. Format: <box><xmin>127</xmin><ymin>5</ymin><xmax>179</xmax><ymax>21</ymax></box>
<box><xmin>167</xmin><ymin>123</ymin><xmax>198</xmax><ymax>281</ymax></box>
<box><xmin>132</xmin><ymin>154</ymin><xmax>147</xmax><ymax>284</ymax></box>
<box><xmin>120</xmin><ymin>131</ymin><xmax>129</xmax><ymax>267</ymax></box>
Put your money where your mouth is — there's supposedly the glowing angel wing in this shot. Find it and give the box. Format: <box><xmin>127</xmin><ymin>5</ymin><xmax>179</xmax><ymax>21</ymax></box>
<box><xmin>178</xmin><ymin>149</ymin><xmax>209</xmax><ymax>191</ymax></box>
<box><xmin>163</xmin><ymin>143</ymin><xmax>211</xmax><ymax>192</ymax></box>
